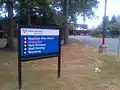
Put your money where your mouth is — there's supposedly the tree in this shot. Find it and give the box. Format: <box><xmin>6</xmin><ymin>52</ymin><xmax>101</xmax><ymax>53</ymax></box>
<box><xmin>50</xmin><ymin>0</ymin><xmax>99</xmax><ymax>44</ymax></box>
<box><xmin>18</xmin><ymin>0</ymin><xmax>55</xmax><ymax>25</ymax></box>
<box><xmin>0</xmin><ymin>0</ymin><xmax>99</xmax><ymax>47</ymax></box>
<box><xmin>96</xmin><ymin>23</ymin><xmax>102</xmax><ymax>31</ymax></box>
<box><xmin>108</xmin><ymin>15</ymin><xmax>120</xmax><ymax>37</ymax></box>
<box><xmin>110</xmin><ymin>14</ymin><xmax>116</xmax><ymax>24</ymax></box>
<box><xmin>5</xmin><ymin>0</ymin><xmax>14</xmax><ymax>48</ymax></box>
<box><xmin>116</xmin><ymin>15</ymin><xmax>120</xmax><ymax>24</ymax></box>
<box><xmin>0</xmin><ymin>0</ymin><xmax>22</xmax><ymax>49</ymax></box>
<box><xmin>0</xmin><ymin>0</ymin><xmax>56</xmax><ymax>49</ymax></box>
<box><xmin>0</xmin><ymin>0</ymin><xmax>16</xmax><ymax>49</ymax></box>
<box><xmin>20</xmin><ymin>0</ymin><xmax>99</xmax><ymax>44</ymax></box>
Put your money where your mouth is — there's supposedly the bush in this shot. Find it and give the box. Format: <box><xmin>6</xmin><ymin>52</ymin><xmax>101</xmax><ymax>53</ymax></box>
<box><xmin>91</xmin><ymin>34</ymin><xmax>101</xmax><ymax>38</ymax></box>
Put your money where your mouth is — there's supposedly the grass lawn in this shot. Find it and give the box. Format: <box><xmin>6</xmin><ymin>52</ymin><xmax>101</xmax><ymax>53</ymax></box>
<box><xmin>1</xmin><ymin>44</ymin><xmax>120</xmax><ymax>90</ymax></box>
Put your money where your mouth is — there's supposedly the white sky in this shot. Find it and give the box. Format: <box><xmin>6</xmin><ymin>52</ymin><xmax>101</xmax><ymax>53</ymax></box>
<box><xmin>77</xmin><ymin>0</ymin><xmax>120</xmax><ymax>29</ymax></box>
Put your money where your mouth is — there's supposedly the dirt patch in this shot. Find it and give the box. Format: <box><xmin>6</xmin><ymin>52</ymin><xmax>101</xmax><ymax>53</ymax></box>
<box><xmin>19</xmin><ymin>43</ymin><xmax>102</xmax><ymax>90</ymax></box>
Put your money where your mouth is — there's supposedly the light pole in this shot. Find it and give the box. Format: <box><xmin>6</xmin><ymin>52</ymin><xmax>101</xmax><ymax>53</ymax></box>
<box><xmin>99</xmin><ymin>0</ymin><xmax>107</xmax><ymax>53</ymax></box>
<box><xmin>117</xmin><ymin>30</ymin><xmax>120</xmax><ymax>57</ymax></box>
<box><xmin>102</xmin><ymin>0</ymin><xmax>107</xmax><ymax>45</ymax></box>
<box><xmin>64</xmin><ymin>0</ymin><xmax>69</xmax><ymax>44</ymax></box>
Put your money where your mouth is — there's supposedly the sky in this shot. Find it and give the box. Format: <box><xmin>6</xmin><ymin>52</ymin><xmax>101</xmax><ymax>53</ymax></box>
<box><xmin>77</xmin><ymin>0</ymin><xmax>120</xmax><ymax>29</ymax></box>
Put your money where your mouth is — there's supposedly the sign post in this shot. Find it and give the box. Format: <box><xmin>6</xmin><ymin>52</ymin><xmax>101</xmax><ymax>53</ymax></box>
<box><xmin>18</xmin><ymin>25</ymin><xmax>61</xmax><ymax>90</ymax></box>
<box><xmin>117</xmin><ymin>30</ymin><xmax>120</xmax><ymax>57</ymax></box>
<box><xmin>58</xmin><ymin>55</ymin><xmax>61</xmax><ymax>78</ymax></box>
<box><xmin>18</xmin><ymin>57</ymin><xmax>22</xmax><ymax>90</ymax></box>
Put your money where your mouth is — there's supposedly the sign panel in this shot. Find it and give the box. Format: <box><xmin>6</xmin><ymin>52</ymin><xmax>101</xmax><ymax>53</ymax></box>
<box><xmin>18</xmin><ymin>26</ymin><xmax>60</xmax><ymax>61</ymax></box>
<box><xmin>18</xmin><ymin>25</ymin><xmax>61</xmax><ymax>90</ymax></box>
<box><xmin>18</xmin><ymin>26</ymin><xmax>61</xmax><ymax>90</ymax></box>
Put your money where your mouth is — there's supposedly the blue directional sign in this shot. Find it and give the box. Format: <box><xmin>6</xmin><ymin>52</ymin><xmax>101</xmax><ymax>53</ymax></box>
<box><xmin>106</xmin><ymin>29</ymin><xmax>110</xmax><ymax>33</ymax></box>
<box><xmin>18</xmin><ymin>26</ymin><xmax>60</xmax><ymax>61</ymax></box>
<box><xmin>18</xmin><ymin>26</ymin><xmax>61</xmax><ymax>89</ymax></box>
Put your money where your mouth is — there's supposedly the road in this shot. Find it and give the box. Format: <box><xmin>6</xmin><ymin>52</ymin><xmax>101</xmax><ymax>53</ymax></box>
<box><xmin>70</xmin><ymin>36</ymin><xmax>119</xmax><ymax>53</ymax></box>
<box><xmin>0</xmin><ymin>36</ymin><xmax>119</xmax><ymax>53</ymax></box>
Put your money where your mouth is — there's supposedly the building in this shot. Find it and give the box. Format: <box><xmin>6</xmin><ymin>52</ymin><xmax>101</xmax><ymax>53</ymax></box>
<box><xmin>75</xmin><ymin>24</ymin><xmax>88</xmax><ymax>31</ymax></box>
<box><xmin>69</xmin><ymin>24</ymin><xmax>88</xmax><ymax>35</ymax></box>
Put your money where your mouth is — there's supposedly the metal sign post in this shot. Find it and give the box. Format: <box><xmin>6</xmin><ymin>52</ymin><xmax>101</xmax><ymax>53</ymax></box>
<box><xmin>58</xmin><ymin>54</ymin><xmax>61</xmax><ymax>78</ymax></box>
<box><xmin>18</xmin><ymin>25</ymin><xmax>61</xmax><ymax>90</ymax></box>
<box><xmin>117</xmin><ymin>30</ymin><xmax>120</xmax><ymax>57</ymax></box>
<box><xmin>18</xmin><ymin>57</ymin><xmax>22</xmax><ymax>90</ymax></box>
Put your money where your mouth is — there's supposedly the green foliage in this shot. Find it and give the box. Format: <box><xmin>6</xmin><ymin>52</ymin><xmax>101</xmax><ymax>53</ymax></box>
<box><xmin>110</xmin><ymin>14</ymin><xmax>116</xmax><ymax>24</ymax></box>
<box><xmin>108</xmin><ymin>23</ymin><xmax>119</xmax><ymax>31</ymax></box>
<box><xmin>50</xmin><ymin>0</ymin><xmax>99</xmax><ymax>28</ymax></box>
<box><xmin>97</xmin><ymin>15</ymin><xmax>120</xmax><ymax>34</ymax></box>
<box><xmin>68</xmin><ymin>0</ymin><xmax>99</xmax><ymax>22</ymax></box>
<box><xmin>0</xmin><ymin>0</ymin><xmax>99</xmax><ymax>25</ymax></box>
<box><xmin>108</xmin><ymin>15</ymin><xmax>120</xmax><ymax>32</ymax></box>
<box><xmin>91</xmin><ymin>34</ymin><xmax>101</xmax><ymax>38</ymax></box>
<box><xmin>68</xmin><ymin>23</ymin><xmax>75</xmax><ymax>31</ymax></box>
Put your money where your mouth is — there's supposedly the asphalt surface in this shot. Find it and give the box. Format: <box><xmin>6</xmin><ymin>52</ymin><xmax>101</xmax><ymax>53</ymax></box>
<box><xmin>70</xmin><ymin>36</ymin><xmax>120</xmax><ymax>53</ymax></box>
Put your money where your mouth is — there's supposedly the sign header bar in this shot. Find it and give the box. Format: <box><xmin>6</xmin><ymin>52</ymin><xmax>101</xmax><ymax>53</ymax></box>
<box><xmin>21</xmin><ymin>28</ymin><xmax>59</xmax><ymax>36</ymax></box>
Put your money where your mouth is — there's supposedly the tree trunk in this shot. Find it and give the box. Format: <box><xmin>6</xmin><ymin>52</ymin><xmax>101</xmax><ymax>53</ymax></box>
<box><xmin>27</xmin><ymin>0</ymin><xmax>31</xmax><ymax>25</ymax></box>
<box><xmin>28</xmin><ymin>6</ymin><xmax>31</xmax><ymax>25</ymax></box>
<box><xmin>42</xmin><ymin>12</ymin><xmax>46</xmax><ymax>25</ymax></box>
<box><xmin>28</xmin><ymin>12</ymin><xmax>31</xmax><ymax>25</ymax></box>
<box><xmin>5</xmin><ymin>0</ymin><xmax>15</xmax><ymax>49</ymax></box>
<box><xmin>64</xmin><ymin>0</ymin><xmax>69</xmax><ymax>44</ymax></box>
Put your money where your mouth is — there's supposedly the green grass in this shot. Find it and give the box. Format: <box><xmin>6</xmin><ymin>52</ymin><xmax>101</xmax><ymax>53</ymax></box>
<box><xmin>86</xmin><ymin>55</ymin><xmax>120</xmax><ymax>89</ymax></box>
<box><xmin>1</xmin><ymin>50</ymin><xmax>120</xmax><ymax>90</ymax></box>
<box><xmin>0</xmin><ymin>51</ymin><xmax>74</xmax><ymax>90</ymax></box>
<box><xmin>91</xmin><ymin>34</ymin><xmax>116</xmax><ymax>38</ymax></box>
<box><xmin>99</xmin><ymin>55</ymin><xmax>120</xmax><ymax>80</ymax></box>
<box><xmin>91</xmin><ymin>34</ymin><xmax>101</xmax><ymax>38</ymax></box>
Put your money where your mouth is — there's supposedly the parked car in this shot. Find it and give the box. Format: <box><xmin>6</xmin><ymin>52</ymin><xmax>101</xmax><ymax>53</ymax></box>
<box><xmin>0</xmin><ymin>31</ymin><xmax>7</xmax><ymax>48</ymax></box>
<box><xmin>0</xmin><ymin>31</ymin><xmax>7</xmax><ymax>38</ymax></box>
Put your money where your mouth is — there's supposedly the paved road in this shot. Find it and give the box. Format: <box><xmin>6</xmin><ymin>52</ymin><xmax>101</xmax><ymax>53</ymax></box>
<box><xmin>0</xmin><ymin>36</ymin><xmax>119</xmax><ymax>53</ymax></box>
<box><xmin>70</xmin><ymin>36</ymin><xmax>119</xmax><ymax>53</ymax></box>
